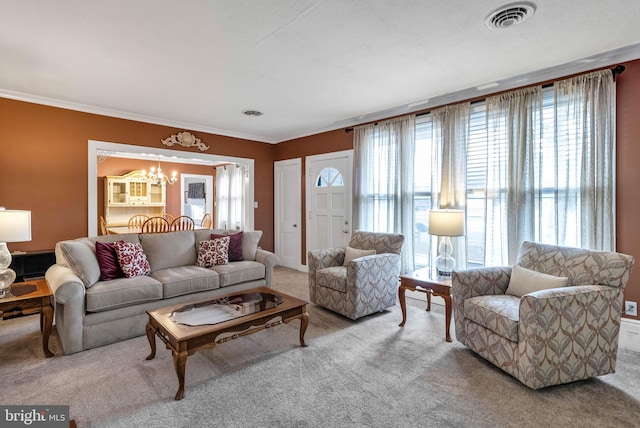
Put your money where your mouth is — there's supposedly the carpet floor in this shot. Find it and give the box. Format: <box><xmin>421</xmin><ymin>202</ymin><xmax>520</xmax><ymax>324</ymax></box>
<box><xmin>2</xmin><ymin>267</ymin><xmax>640</xmax><ymax>428</ymax></box>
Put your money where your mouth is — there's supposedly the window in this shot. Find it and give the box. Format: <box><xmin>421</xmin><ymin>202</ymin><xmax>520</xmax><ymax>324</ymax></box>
<box><xmin>414</xmin><ymin>77</ymin><xmax>614</xmax><ymax>268</ymax></box>
<box><xmin>316</xmin><ymin>167</ymin><xmax>343</xmax><ymax>187</ymax></box>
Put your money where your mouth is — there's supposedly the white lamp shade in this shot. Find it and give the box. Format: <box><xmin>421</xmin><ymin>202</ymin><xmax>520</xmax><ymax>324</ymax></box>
<box><xmin>428</xmin><ymin>209</ymin><xmax>465</xmax><ymax>237</ymax></box>
<box><xmin>0</xmin><ymin>209</ymin><xmax>32</xmax><ymax>242</ymax></box>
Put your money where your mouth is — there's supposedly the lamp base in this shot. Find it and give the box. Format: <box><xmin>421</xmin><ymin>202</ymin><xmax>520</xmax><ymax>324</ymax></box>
<box><xmin>0</xmin><ymin>267</ymin><xmax>17</xmax><ymax>298</ymax></box>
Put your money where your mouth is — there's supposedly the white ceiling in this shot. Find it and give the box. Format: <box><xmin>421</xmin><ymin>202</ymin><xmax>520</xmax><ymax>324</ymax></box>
<box><xmin>2</xmin><ymin>1</ymin><xmax>640</xmax><ymax>144</ymax></box>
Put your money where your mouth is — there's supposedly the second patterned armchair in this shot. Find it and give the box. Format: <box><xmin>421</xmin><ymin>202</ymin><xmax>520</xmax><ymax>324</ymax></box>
<box><xmin>452</xmin><ymin>241</ymin><xmax>634</xmax><ymax>389</ymax></box>
<box><xmin>308</xmin><ymin>231</ymin><xmax>404</xmax><ymax>320</ymax></box>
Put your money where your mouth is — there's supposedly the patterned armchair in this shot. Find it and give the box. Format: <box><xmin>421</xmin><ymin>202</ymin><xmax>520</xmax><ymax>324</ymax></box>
<box><xmin>308</xmin><ymin>231</ymin><xmax>404</xmax><ymax>320</ymax></box>
<box><xmin>452</xmin><ymin>241</ymin><xmax>635</xmax><ymax>389</ymax></box>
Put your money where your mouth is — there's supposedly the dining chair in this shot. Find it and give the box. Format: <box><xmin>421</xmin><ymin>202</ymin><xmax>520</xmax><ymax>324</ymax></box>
<box><xmin>200</xmin><ymin>213</ymin><xmax>213</xmax><ymax>229</ymax></box>
<box><xmin>141</xmin><ymin>216</ymin><xmax>170</xmax><ymax>233</ymax></box>
<box><xmin>171</xmin><ymin>216</ymin><xmax>195</xmax><ymax>231</ymax></box>
<box><xmin>99</xmin><ymin>216</ymin><xmax>109</xmax><ymax>235</ymax></box>
<box><xmin>128</xmin><ymin>214</ymin><xmax>150</xmax><ymax>230</ymax></box>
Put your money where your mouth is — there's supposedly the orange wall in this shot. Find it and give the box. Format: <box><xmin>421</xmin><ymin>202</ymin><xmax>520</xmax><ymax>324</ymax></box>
<box><xmin>0</xmin><ymin>99</ymin><xmax>276</xmax><ymax>252</ymax></box>
<box><xmin>615</xmin><ymin>59</ymin><xmax>640</xmax><ymax>319</ymax></box>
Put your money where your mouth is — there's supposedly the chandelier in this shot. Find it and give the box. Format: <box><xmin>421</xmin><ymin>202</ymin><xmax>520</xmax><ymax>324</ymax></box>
<box><xmin>142</xmin><ymin>161</ymin><xmax>178</xmax><ymax>185</ymax></box>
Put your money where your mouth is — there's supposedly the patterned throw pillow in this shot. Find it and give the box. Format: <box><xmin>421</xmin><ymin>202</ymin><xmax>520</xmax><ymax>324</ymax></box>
<box><xmin>211</xmin><ymin>232</ymin><xmax>243</xmax><ymax>262</ymax></box>
<box><xmin>113</xmin><ymin>241</ymin><xmax>151</xmax><ymax>278</ymax></box>
<box><xmin>196</xmin><ymin>237</ymin><xmax>231</xmax><ymax>267</ymax></box>
<box><xmin>95</xmin><ymin>240</ymin><xmax>125</xmax><ymax>281</ymax></box>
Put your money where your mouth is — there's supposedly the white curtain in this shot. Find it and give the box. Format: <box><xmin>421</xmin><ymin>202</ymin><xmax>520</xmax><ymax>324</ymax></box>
<box><xmin>215</xmin><ymin>164</ymin><xmax>246</xmax><ymax>230</ymax></box>
<box><xmin>353</xmin><ymin>114</ymin><xmax>415</xmax><ymax>273</ymax></box>
<box><xmin>556</xmin><ymin>69</ymin><xmax>615</xmax><ymax>251</ymax></box>
<box><xmin>430</xmin><ymin>103</ymin><xmax>470</xmax><ymax>269</ymax></box>
<box><xmin>485</xmin><ymin>86</ymin><xmax>543</xmax><ymax>264</ymax></box>
<box><xmin>484</xmin><ymin>69</ymin><xmax>615</xmax><ymax>265</ymax></box>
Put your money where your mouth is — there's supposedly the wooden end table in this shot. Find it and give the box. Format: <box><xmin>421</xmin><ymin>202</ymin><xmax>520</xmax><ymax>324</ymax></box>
<box><xmin>398</xmin><ymin>267</ymin><xmax>452</xmax><ymax>342</ymax></box>
<box><xmin>0</xmin><ymin>279</ymin><xmax>54</xmax><ymax>357</ymax></box>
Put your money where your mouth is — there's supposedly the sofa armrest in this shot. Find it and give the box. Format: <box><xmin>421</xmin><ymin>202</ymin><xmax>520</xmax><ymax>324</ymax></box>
<box><xmin>45</xmin><ymin>264</ymin><xmax>87</xmax><ymax>354</ymax></box>
<box><xmin>451</xmin><ymin>266</ymin><xmax>511</xmax><ymax>346</ymax></box>
<box><xmin>518</xmin><ymin>284</ymin><xmax>622</xmax><ymax>388</ymax></box>
<box><xmin>256</xmin><ymin>248</ymin><xmax>278</xmax><ymax>288</ymax></box>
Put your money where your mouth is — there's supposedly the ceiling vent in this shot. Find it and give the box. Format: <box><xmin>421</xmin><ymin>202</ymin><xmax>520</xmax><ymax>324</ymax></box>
<box><xmin>485</xmin><ymin>2</ymin><xmax>536</xmax><ymax>29</ymax></box>
<box><xmin>242</xmin><ymin>109</ymin><xmax>263</xmax><ymax>117</ymax></box>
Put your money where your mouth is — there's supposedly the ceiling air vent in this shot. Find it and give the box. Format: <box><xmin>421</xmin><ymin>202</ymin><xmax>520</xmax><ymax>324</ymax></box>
<box><xmin>242</xmin><ymin>109</ymin><xmax>263</xmax><ymax>117</ymax></box>
<box><xmin>485</xmin><ymin>2</ymin><xmax>536</xmax><ymax>29</ymax></box>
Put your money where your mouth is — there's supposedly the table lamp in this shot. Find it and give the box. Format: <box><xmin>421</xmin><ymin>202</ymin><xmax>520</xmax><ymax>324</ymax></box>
<box><xmin>0</xmin><ymin>208</ymin><xmax>32</xmax><ymax>297</ymax></box>
<box><xmin>428</xmin><ymin>209</ymin><xmax>465</xmax><ymax>278</ymax></box>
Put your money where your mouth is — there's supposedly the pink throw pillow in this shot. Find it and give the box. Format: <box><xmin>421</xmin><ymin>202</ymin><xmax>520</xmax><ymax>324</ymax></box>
<box><xmin>211</xmin><ymin>231</ymin><xmax>243</xmax><ymax>262</ymax></box>
<box><xmin>113</xmin><ymin>241</ymin><xmax>151</xmax><ymax>278</ymax></box>
<box><xmin>96</xmin><ymin>240</ymin><xmax>125</xmax><ymax>281</ymax></box>
<box><xmin>196</xmin><ymin>237</ymin><xmax>230</xmax><ymax>267</ymax></box>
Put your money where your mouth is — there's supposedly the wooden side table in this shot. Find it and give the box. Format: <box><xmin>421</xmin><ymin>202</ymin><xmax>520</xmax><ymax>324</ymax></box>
<box><xmin>0</xmin><ymin>279</ymin><xmax>54</xmax><ymax>357</ymax></box>
<box><xmin>399</xmin><ymin>267</ymin><xmax>452</xmax><ymax>342</ymax></box>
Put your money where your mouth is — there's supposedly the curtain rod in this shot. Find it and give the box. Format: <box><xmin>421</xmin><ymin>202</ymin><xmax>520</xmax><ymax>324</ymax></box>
<box><xmin>345</xmin><ymin>65</ymin><xmax>626</xmax><ymax>134</ymax></box>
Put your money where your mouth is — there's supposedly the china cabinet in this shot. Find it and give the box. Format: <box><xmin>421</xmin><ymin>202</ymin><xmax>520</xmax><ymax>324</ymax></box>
<box><xmin>104</xmin><ymin>170</ymin><xmax>166</xmax><ymax>226</ymax></box>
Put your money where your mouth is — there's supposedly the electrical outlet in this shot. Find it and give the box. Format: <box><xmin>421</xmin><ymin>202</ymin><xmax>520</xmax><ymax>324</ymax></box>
<box><xmin>625</xmin><ymin>301</ymin><xmax>638</xmax><ymax>317</ymax></box>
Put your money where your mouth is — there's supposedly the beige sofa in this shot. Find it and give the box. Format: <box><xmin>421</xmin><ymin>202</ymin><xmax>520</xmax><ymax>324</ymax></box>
<box><xmin>45</xmin><ymin>229</ymin><xmax>277</xmax><ymax>354</ymax></box>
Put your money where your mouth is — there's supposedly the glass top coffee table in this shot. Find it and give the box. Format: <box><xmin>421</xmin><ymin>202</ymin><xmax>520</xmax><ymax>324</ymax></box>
<box><xmin>145</xmin><ymin>286</ymin><xmax>309</xmax><ymax>400</ymax></box>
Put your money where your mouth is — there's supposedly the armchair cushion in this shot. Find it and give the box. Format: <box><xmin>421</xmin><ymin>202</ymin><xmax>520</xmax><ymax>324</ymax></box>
<box><xmin>464</xmin><ymin>295</ymin><xmax>520</xmax><ymax>342</ymax></box>
<box><xmin>505</xmin><ymin>265</ymin><xmax>568</xmax><ymax>297</ymax></box>
<box><xmin>316</xmin><ymin>266</ymin><xmax>347</xmax><ymax>292</ymax></box>
<box><xmin>343</xmin><ymin>246</ymin><xmax>376</xmax><ymax>266</ymax></box>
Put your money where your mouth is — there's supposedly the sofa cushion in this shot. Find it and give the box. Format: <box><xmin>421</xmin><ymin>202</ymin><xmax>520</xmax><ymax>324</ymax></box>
<box><xmin>211</xmin><ymin>231</ymin><xmax>243</xmax><ymax>261</ymax></box>
<box><xmin>140</xmin><ymin>231</ymin><xmax>196</xmax><ymax>271</ymax></box>
<box><xmin>151</xmin><ymin>265</ymin><xmax>221</xmax><ymax>298</ymax></box>
<box><xmin>464</xmin><ymin>294</ymin><xmax>520</xmax><ymax>342</ymax></box>
<box><xmin>113</xmin><ymin>242</ymin><xmax>151</xmax><ymax>278</ymax></box>
<box><xmin>59</xmin><ymin>240</ymin><xmax>101</xmax><ymax>288</ymax></box>
<box><xmin>316</xmin><ymin>266</ymin><xmax>347</xmax><ymax>293</ymax></box>
<box><xmin>343</xmin><ymin>246</ymin><xmax>376</xmax><ymax>266</ymax></box>
<box><xmin>209</xmin><ymin>261</ymin><xmax>266</xmax><ymax>287</ymax></box>
<box><xmin>196</xmin><ymin>237</ymin><xmax>230</xmax><ymax>267</ymax></box>
<box><xmin>95</xmin><ymin>241</ymin><xmax>125</xmax><ymax>281</ymax></box>
<box><xmin>241</xmin><ymin>230</ymin><xmax>262</xmax><ymax>261</ymax></box>
<box><xmin>506</xmin><ymin>265</ymin><xmax>569</xmax><ymax>298</ymax></box>
<box><xmin>85</xmin><ymin>275</ymin><xmax>163</xmax><ymax>312</ymax></box>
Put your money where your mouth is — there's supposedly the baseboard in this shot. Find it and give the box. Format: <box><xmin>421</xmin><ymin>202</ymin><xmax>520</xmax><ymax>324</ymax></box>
<box><xmin>620</xmin><ymin>318</ymin><xmax>640</xmax><ymax>353</ymax></box>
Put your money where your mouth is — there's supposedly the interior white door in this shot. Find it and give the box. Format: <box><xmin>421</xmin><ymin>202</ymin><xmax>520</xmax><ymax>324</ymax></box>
<box><xmin>274</xmin><ymin>159</ymin><xmax>301</xmax><ymax>270</ymax></box>
<box><xmin>306</xmin><ymin>150</ymin><xmax>353</xmax><ymax>257</ymax></box>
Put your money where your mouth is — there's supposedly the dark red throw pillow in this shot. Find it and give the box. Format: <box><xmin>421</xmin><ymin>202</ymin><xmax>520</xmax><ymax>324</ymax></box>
<box><xmin>96</xmin><ymin>240</ymin><xmax>125</xmax><ymax>281</ymax></box>
<box><xmin>211</xmin><ymin>232</ymin><xmax>243</xmax><ymax>262</ymax></box>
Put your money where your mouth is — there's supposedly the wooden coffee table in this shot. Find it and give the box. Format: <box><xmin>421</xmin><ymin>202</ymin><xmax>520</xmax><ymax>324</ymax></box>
<box><xmin>398</xmin><ymin>267</ymin><xmax>452</xmax><ymax>342</ymax></box>
<box><xmin>0</xmin><ymin>279</ymin><xmax>54</xmax><ymax>357</ymax></box>
<box><xmin>145</xmin><ymin>286</ymin><xmax>309</xmax><ymax>400</ymax></box>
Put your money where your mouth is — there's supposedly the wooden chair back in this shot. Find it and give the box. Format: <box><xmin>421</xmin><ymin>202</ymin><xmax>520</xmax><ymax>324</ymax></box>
<box><xmin>200</xmin><ymin>213</ymin><xmax>213</xmax><ymax>229</ymax></box>
<box><xmin>141</xmin><ymin>216</ymin><xmax>170</xmax><ymax>233</ymax></box>
<box><xmin>171</xmin><ymin>216</ymin><xmax>195</xmax><ymax>231</ymax></box>
<box><xmin>128</xmin><ymin>214</ymin><xmax>150</xmax><ymax>230</ymax></box>
<box><xmin>99</xmin><ymin>216</ymin><xmax>109</xmax><ymax>235</ymax></box>
<box><xmin>164</xmin><ymin>213</ymin><xmax>175</xmax><ymax>224</ymax></box>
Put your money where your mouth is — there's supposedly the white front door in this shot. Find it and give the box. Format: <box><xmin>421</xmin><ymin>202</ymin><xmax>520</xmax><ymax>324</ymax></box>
<box><xmin>306</xmin><ymin>150</ymin><xmax>353</xmax><ymax>258</ymax></box>
<box><xmin>274</xmin><ymin>159</ymin><xmax>301</xmax><ymax>270</ymax></box>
